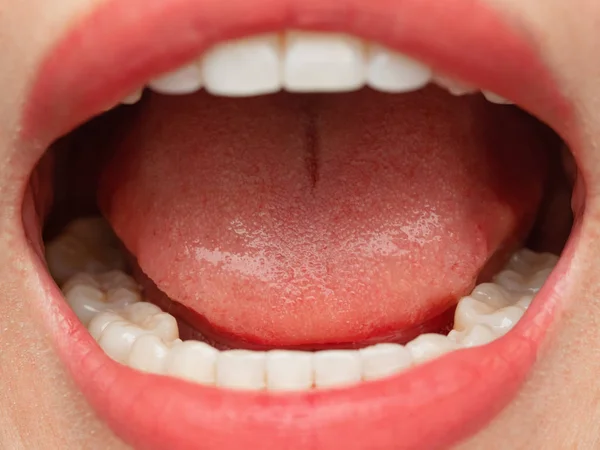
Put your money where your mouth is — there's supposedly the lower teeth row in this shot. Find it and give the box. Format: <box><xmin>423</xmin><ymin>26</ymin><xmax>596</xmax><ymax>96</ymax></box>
<box><xmin>47</xmin><ymin>218</ymin><xmax>558</xmax><ymax>392</ymax></box>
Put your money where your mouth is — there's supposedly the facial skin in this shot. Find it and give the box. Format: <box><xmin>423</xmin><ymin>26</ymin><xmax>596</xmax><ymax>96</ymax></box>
<box><xmin>1</xmin><ymin>0</ymin><xmax>600</xmax><ymax>449</ymax></box>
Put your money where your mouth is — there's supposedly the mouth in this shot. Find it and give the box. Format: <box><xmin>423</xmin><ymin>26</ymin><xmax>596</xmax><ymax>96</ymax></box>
<box><xmin>15</xmin><ymin>0</ymin><xmax>581</xmax><ymax>449</ymax></box>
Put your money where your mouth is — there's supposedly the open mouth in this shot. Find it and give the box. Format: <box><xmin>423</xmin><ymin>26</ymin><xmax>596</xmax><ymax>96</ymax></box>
<box><xmin>17</xmin><ymin>1</ymin><xmax>581</xmax><ymax>449</ymax></box>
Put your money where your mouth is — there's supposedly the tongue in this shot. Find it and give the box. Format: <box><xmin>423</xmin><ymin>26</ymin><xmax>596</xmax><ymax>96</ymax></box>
<box><xmin>98</xmin><ymin>87</ymin><xmax>547</xmax><ymax>348</ymax></box>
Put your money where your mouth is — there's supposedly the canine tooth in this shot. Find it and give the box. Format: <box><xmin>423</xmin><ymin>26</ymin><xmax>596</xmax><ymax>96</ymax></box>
<box><xmin>313</xmin><ymin>350</ymin><xmax>362</xmax><ymax>388</ymax></box>
<box><xmin>217</xmin><ymin>350</ymin><xmax>266</xmax><ymax>390</ymax></box>
<box><xmin>283</xmin><ymin>31</ymin><xmax>365</xmax><ymax>92</ymax></box>
<box><xmin>122</xmin><ymin>89</ymin><xmax>143</xmax><ymax>105</ymax></box>
<box><xmin>266</xmin><ymin>350</ymin><xmax>314</xmax><ymax>391</ymax></box>
<box><xmin>449</xmin><ymin>324</ymin><xmax>497</xmax><ymax>348</ymax></box>
<box><xmin>88</xmin><ymin>311</ymin><xmax>125</xmax><ymax>341</ymax></box>
<box><xmin>482</xmin><ymin>90</ymin><xmax>513</xmax><ymax>105</ymax></box>
<box><xmin>405</xmin><ymin>334</ymin><xmax>458</xmax><ymax>364</ymax></box>
<box><xmin>359</xmin><ymin>343</ymin><xmax>413</xmax><ymax>380</ymax></box>
<box><xmin>165</xmin><ymin>340</ymin><xmax>219</xmax><ymax>384</ymax></box>
<box><xmin>367</xmin><ymin>44</ymin><xmax>431</xmax><ymax>93</ymax></box>
<box><xmin>202</xmin><ymin>34</ymin><xmax>282</xmax><ymax>97</ymax></box>
<box><xmin>129</xmin><ymin>334</ymin><xmax>171</xmax><ymax>373</ymax></box>
<box><xmin>149</xmin><ymin>63</ymin><xmax>203</xmax><ymax>95</ymax></box>
<box><xmin>98</xmin><ymin>320</ymin><xmax>151</xmax><ymax>363</ymax></box>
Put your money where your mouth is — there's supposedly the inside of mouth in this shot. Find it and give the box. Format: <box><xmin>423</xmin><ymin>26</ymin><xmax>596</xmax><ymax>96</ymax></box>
<box><xmin>32</xmin><ymin>31</ymin><xmax>573</xmax><ymax>392</ymax></box>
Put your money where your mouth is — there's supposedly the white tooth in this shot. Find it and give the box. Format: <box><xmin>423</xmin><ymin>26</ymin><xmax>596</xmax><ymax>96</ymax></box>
<box><xmin>471</xmin><ymin>283</ymin><xmax>512</xmax><ymax>309</ymax></box>
<box><xmin>62</xmin><ymin>272</ymin><xmax>140</xmax><ymax>326</ymax></box>
<box><xmin>313</xmin><ymin>350</ymin><xmax>362</xmax><ymax>388</ymax></box>
<box><xmin>106</xmin><ymin>287</ymin><xmax>141</xmax><ymax>307</ymax></box>
<box><xmin>46</xmin><ymin>219</ymin><xmax>126</xmax><ymax>285</ymax></box>
<box><xmin>88</xmin><ymin>311</ymin><xmax>125</xmax><ymax>341</ymax></box>
<box><xmin>149</xmin><ymin>63</ymin><xmax>203</xmax><ymax>95</ymax></box>
<box><xmin>283</xmin><ymin>31</ymin><xmax>365</xmax><ymax>92</ymax></box>
<box><xmin>266</xmin><ymin>350</ymin><xmax>314</xmax><ymax>391</ymax></box>
<box><xmin>453</xmin><ymin>296</ymin><xmax>496</xmax><ymax>331</ymax></box>
<box><xmin>482</xmin><ymin>90</ymin><xmax>513</xmax><ymax>105</ymax></box>
<box><xmin>405</xmin><ymin>334</ymin><xmax>458</xmax><ymax>364</ymax></box>
<box><xmin>477</xmin><ymin>305</ymin><xmax>525</xmax><ymax>336</ymax></box>
<box><xmin>511</xmin><ymin>250</ymin><xmax>558</xmax><ymax>274</ymax></box>
<box><xmin>537</xmin><ymin>253</ymin><xmax>560</xmax><ymax>271</ymax></box>
<box><xmin>165</xmin><ymin>340</ymin><xmax>219</xmax><ymax>384</ymax></box>
<box><xmin>516</xmin><ymin>294</ymin><xmax>534</xmax><ymax>309</ymax></box>
<box><xmin>122</xmin><ymin>89</ymin><xmax>143</xmax><ymax>105</ymax></box>
<box><xmin>63</xmin><ymin>272</ymin><xmax>100</xmax><ymax>292</ymax></box>
<box><xmin>46</xmin><ymin>236</ymin><xmax>104</xmax><ymax>285</ymax></box>
<box><xmin>494</xmin><ymin>266</ymin><xmax>551</xmax><ymax>295</ymax></box>
<box><xmin>141</xmin><ymin>312</ymin><xmax>179</xmax><ymax>342</ymax></box>
<box><xmin>129</xmin><ymin>334</ymin><xmax>171</xmax><ymax>373</ymax></box>
<box><xmin>97</xmin><ymin>320</ymin><xmax>151</xmax><ymax>363</ymax></box>
<box><xmin>493</xmin><ymin>269</ymin><xmax>526</xmax><ymax>293</ymax></box>
<box><xmin>96</xmin><ymin>270</ymin><xmax>139</xmax><ymax>292</ymax></box>
<box><xmin>64</xmin><ymin>284</ymin><xmax>109</xmax><ymax>326</ymax></box>
<box><xmin>367</xmin><ymin>44</ymin><xmax>431</xmax><ymax>93</ymax></box>
<box><xmin>525</xmin><ymin>268</ymin><xmax>553</xmax><ymax>292</ymax></box>
<box><xmin>433</xmin><ymin>75</ymin><xmax>476</xmax><ymax>96</ymax></box>
<box><xmin>359</xmin><ymin>343</ymin><xmax>412</xmax><ymax>380</ymax></box>
<box><xmin>449</xmin><ymin>324</ymin><xmax>497</xmax><ymax>348</ymax></box>
<box><xmin>121</xmin><ymin>303</ymin><xmax>179</xmax><ymax>343</ymax></box>
<box><xmin>217</xmin><ymin>350</ymin><xmax>266</xmax><ymax>390</ymax></box>
<box><xmin>122</xmin><ymin>302</ymin><xmax>163</xmax><ymax>321</ymax></box>
<box><xmin>202</xmin><ymin>34</ymin><xmax>282</xmax><ymax>97</ymax></box>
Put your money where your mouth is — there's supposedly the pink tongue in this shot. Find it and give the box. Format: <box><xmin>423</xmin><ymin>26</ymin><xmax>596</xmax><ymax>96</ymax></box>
<box><xmin>99</xmin><ymin>87</ymin><xmax>547</xmax><ymax>347</ymax></box>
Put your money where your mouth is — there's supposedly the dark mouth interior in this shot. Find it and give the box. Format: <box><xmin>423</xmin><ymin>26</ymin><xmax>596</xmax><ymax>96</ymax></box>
<box><xmin>34</xmin><ymin>86</ymin><xmax>572</xmax><ymax>351</ymax></box>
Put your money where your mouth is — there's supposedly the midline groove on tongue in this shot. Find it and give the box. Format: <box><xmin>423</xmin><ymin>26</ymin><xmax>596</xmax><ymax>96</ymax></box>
<box><xmin>304</xmin><ymin>101</ymin><xmax>319</xmax><ymax>188</ymax></box>
<box><xmin>47</xmin><ymin>217</ymin><xmax>558</xmax><ymax>392</ymax></box>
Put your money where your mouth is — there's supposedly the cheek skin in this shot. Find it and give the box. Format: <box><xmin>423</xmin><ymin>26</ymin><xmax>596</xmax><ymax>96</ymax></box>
<box><xmin>459</xmin><ymin>210</ymin><xmax>600</xmax><ymax>449</ymax></box>
<box><xmin>460</xmin><ymin>0</ymin><xmax>600</xmax><ymax>447</ymax></box>
<box><xmin>1</xmin><ymin>0</ymin><xmax>600</xmax><ymax>449</ymax></box>
<box><xmin>0</xmin><ymin>0</ymin><xmax>131</xmax><ymax>448</ymax></box>
<box><xmin>0</xmin><ymin>221</ymin><xmax>128</xmax><ymax>449</ymax></box>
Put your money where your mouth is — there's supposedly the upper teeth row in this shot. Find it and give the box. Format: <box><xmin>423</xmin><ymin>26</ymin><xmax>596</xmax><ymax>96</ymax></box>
<box><xmin>47</xmin><ymin>218</ymin><xmax>557</xmax><ymax>392</ymax></box>
<box><xmin>121</xmin><ymin>31</ymin><xmax>511</xmax><ymax>105</ymax></box>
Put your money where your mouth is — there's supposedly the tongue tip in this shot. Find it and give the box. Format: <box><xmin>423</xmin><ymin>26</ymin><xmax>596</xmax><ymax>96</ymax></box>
<box><xmin>133</xmin><ymin>257</ymin><xmax>459</xmax><ymax>350</ymax></box>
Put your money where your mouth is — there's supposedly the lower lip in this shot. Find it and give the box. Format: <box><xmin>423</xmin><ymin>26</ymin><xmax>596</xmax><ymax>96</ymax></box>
<box><xmin>33</xmin><ymin>227</ymin><xmax>575</xmax><ymax>450</ymax></box>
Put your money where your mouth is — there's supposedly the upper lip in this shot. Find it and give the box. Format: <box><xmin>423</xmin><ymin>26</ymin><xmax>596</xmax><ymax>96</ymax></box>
<box><xmin>18</xmin><ymin>0</ymin><xmax>577</xmax><ymax>449</ymax></box>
